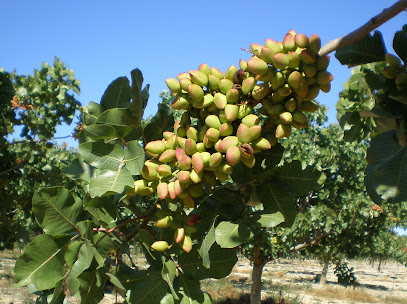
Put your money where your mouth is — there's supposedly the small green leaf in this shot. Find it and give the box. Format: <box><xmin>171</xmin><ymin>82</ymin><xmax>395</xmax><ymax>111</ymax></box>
<box><xmin>198</xmin><ymin>218</ymin><xmax>216</xmax><ymax>268</ymax></box>
<box><xmin>161</xmin><ymin>256</ymin><xmax>178</xmax><ymax>300</ymax></box>
<box><xmin>256</xmin><ymin>212</ymin><xmax>285</xmax><ymax>228</ymax></box>
<box><xmin>215</xmin><ymin>220</ymin><xmax>253</xmax><ymax>248</ymax></box>
<box><xmin>129</xmin><ymin>68</ymin><xmax>146</xmax><ymax>124</ymax></box>
<box><xmin>100</xmin><ymin>76</ymin><xmax>131</xmax><ymax>109</ymax></box>
<box><xmin>335</xmin><ymin>31</ymin><xmax>386</xmax><ymax>66</ymax></box>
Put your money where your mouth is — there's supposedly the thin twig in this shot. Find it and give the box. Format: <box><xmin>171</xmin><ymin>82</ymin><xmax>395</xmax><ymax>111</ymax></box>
<box><xmin>319</xmin><ymin>0</ymin><xmax>407</xmax><ymax>56</ymax></box>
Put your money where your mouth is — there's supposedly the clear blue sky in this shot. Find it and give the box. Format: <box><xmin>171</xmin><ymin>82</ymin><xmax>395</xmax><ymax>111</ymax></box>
<box><xmin>1</xmin><ymin>0</ymin><xmax>406</xmax><ymax>146</ymax></box>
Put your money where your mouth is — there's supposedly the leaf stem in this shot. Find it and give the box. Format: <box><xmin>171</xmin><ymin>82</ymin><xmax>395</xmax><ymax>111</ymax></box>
<box><xmin>319</xmin><ymin>0</ymin><xmax>407</xmax><ymax>56</ymax></box>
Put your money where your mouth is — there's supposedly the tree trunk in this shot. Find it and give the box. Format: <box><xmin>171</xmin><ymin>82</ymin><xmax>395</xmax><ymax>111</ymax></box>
<box><xmin>250</xmin><ymin>260</ymin><xmax>266</xmax><ymax>304</ymax></box>
<box><xmin>320</xmin><ymin>260</ymin><xmax>329</xmax><ymax>285</ymax></box>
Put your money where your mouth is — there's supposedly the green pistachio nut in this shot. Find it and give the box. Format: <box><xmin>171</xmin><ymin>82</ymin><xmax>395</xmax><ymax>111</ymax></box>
<box><xmin>275</xmin><ymin>123</ymin><xmax>291</xmax><ymax>139</ymax></box>
<box><xmin>308</xmin><ymin>34</ymin><xmax>321</xmax><ymax>54</ymax></box>
<box><xmin>285</xmin><ymin>98</ymin><xmax>297</xmax><ymax>112</ymax></box>
<box><xmin>385</xmin><ymin>53</ymin><xmax>401</xmax><ymax>68</ymax></box>
<box><xmin>382</xmin><ymin>66</ymin><xmax>397</xmax><ymax>79</ymax></box>
<box><xmin>247</xmin><ymin>56</ymin><xmax>269</xmax><ymax>75</ymax></box>
<box><xmin>190</xmin><ymin>169</ymin><xmax>203</xmax><ymax>184</ymax></box>
<box><xmin>155</xmin><ymin>215</ymin><xmax>173</xmax><ymax>228</ymax></box>
<box><xmin>219</xmin><ymin>122</ymin><xmax>234</xmax><ymax>137</ymax></box>
<box><xmin>214</xmin><ymin>170</ymin><xmax>229</xmax><ymax>182</ymax></box>
<box><xmin>187</xmin><ymin>83</ymin><xmax>204</xmax><ymax>102</ymax></box>
<box><xmin>177</xmin><ymin>72</ymin><xmax>190</xmax><ymax>80</ymax></box>
<box><xmin>213</xmin><ymin>92</ymin><xmax>227</xmax><ymax>109</ymax></box>
<box><xmin>178</xmin><ymin>155</ymin><xmax>192</xmax><ymax>170</ymax></box>
<box><xmin>287</xmin><ymin>51</ymin><xmax>301</xmax><ymax>68</ymax></box>
<box><xmin>151</xmin><ymin>241</ymin><xmax>169</xmax><ymax>252</ymax></box>
<box><xmin>159</xmin><ymin>149</ymin><xmax>176</xmax><ymax>163</ymax></box>
<box><xmin>198</xmin><ymin>63</ymin><xmax>212</xmax><ymax>75</ymax></box>
<box><xmin>300</xmin><ymin>49</ymin><xmax>317</xmax><ymax>64</ymax></box>
<box><xmin>225</xmin><ymin>65</ymin><xmax>238</xmax><ymax>81</ymax></box>
<box><xmin>238</xmin><ymin>104</ymin><xmax>252</xmax><ymax>119</ymax></box>
<box><xmin>178</xmin><ymin>171</ymin><xmax>191</xmax><ymax>184</ymax></box>
<box><xmin>252</xmin><ymin>137</ymin><xmax>271</xmax><ymax>150</ymax></box>
<box><xmin>242</xmin><ymin>114</ymin><xmax>259</xmax><ymax>127</ymax></box>
<box><xmin>205</xmin><ymin>114</ymin><xmax>221</xmax><ymax>129</ymax></box>
<box><xmin>292</xmin><ymin>110</ymin><xmax>308</xmax><ymax>124</ymax></box>
<box><xmin>184</xmin><ymin>138</ymin><xmax>197</xmax><ymax>155</ymax></box>
<box><xmin>264</xmin><ymin>38</ymin><xmax>283</xmax><ymax>54</ymax></box>
<box><xmin>316</xmin><ymin>54</ymin><xmax>330</xmax><ymax>71</ymax></box>
<box><xmin>299</xmin><ymin>100</ymin><xmax>318</xmax><ymax>112</ymax></box>
<box><xmin>273</xmin><ymin>53</ymin><xmax>289</xmax><ymax>70</ymax></box>
<box><xmin>165</xmin><ymin>78</ymin><xmax>182</xmax><ymax>94</ymax></box>
<box><xmin>319</xmin><ymin>83</ymin><xmax>331</xmax><ymax>93</ymax></box>
<box><xmin>166</xmin><ymin>134</ymin><xmax>178</xmax><ymax>150</ymax></box>
<box><xmin>157</xmin><ymin>164</ymin><xmax>172</xmax><ymax>177</ymax></box>
<box><xmin>260</xmin><ymin>47</ymin><xmax>276</xmax><ymax>64</ymax></box>
<box><xmin>218</xmin><ymin>136</ymin><xmax>239</xmax><ymax>153</ymax></box>
<box><xmin>179</xmin><ymin>77</ymin><xmax>192</xmax><ymax>91</ymax></box>
<box><xmin>252</xmin><ymin>83</ymin><xmax>270</xmax><ymax>100</ymax></box>
<box><xmin>250</xmin><ymin>43</ymin><xmax>264</xmax><ymax>55</ymax></box>
<box><xmin>211</xmin><ymin>67</ymin><xmax>224</xmax><ymax>79</ymax></box>
<box><xmin>226</xmin><ymin>88</ymin><xmax>239</xmax><ymax>103</ymax></box>
<box><xmin>224</xmin><ymin>104</ymin><xmax>239</xmax><ymax>121</ymax></box>
<box><xmin>250</xmin><ymin>125</ymin><xmax>262</xmax><ymax>141</ymax></box>
<box><xmin>189</xmin><ymin>70</ymin><xmax>208</xmax><ymax>87</ymax></box>
<box><xmin>283</xmin><ymin>33</ymin><xmax>296</xmax><ymax>52</ymax></box>
<box><xmin>303</xmin><ymin>64</ymin><xmax>317</xmax><ymax>78</ymax></box>
<box><xmin>145</xmin><ymin>140</ymin><xmax>166</xmax><ymax>156</ymax></box>
<box><xmin>209</xmin><ymin>152</ymin><xmax>223</xmax><ymax>168</ymax></box>
<box><xmin>191</xmin><ymin>152</ymin><xmax>204</xmax><ymax>173</ymax></box>
<box><xmin>208</xmin><ymin>73</ymin><xmax>221</xmax><ymax>90</ymax></box>
<box><xmin>140</xmin><ymin>165</ymin><xmax>157</xmax><ymax>181</ymax></box>
<box><xmin>219</xmin><ymin>78</ymin><xmax>234</xmax><ymax>95</ymax></box>
<box><xmin>239</xmin><ymin>59</ymin><xmax>248</xmax><ymax>71</ymax></box>
<box><xmin>241</xmin><ymin>77</ymin><xmax>257</xmax><ymax>95</ymax></box>
<box><xmin>188</xmin><ymin>183</ymin><xmax>205</xmax><ymax>198</ymax></box>
<box><xmin>287</xmin><ymin>71</ymin><xmax>303</xmax><ymax>89</ymax></box>
<box><xmin>315</xmin><ymin>71</ymin><xmax>334</xmax><ymax>85</ymax></box>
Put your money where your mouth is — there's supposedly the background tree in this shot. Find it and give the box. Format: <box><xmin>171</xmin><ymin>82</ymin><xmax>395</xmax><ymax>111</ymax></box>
<box><xmin>0</xmin><ymin>58</ymin><xmax>81</xmax><ymax>249</ymax></box>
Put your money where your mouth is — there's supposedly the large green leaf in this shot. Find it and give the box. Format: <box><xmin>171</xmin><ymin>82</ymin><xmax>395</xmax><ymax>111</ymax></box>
<box><xmin>335</xmin><ymin>31</ymin><xmax>386</xmax><ymax>66</ymax></box>
<box><xmin>278</xmin><ymin>161</ymin><xmax>325</xmax><ymax>196</ymax></box>
<box><xmin>126</xmin><ymin>271</ymin><xmax>168</xmax><ymax>304</ymax></box>
<box><xmin>83</xmin><ymin>124</ymin><xmax>117</xmax><ymax>140</ymax></box>
<box><xmin>162</xmin><ymin>256</ymin><xmax>178</xmax><ymax>300</ymax></box>
<box><xmin>78</xmin><ymin>142</ymin><xmax>124</xmax><ymax>171</ymax></box>
<box><xmin>144</xmin><ymin>103</ymin><xmax>174</xmax><ymax>143</ymax></box>
<box><xmin>100</xmin><ymin>76</ymin><xmax>131</xmax><ymax>109</ymax></box>
<box><xmin>365</xmin><ymin>130</ymin><xmax>407</xmax><ymax>205</ymax></box>
<box><xmin>14</xmin><ymin>234</ymin><xmax>71</xmax><ymax>290</ymax></box>
<box><xmin>179</xmin><ymin>245</ymin><xmax>237</xmax><ymax>280</ymax></box>
<box><xmin>124</xmin><ymin>140</ymin><xmax>145</xmax><ymax>175</ymax></box>
<box><xmin>89</xmin><ymin>167</ymin><xmax>134</xmax><ymax>197</ymax></box>
<box><xmin>178</xmin><ymin>278</ymin><xmax>211</xmax><ymax>304</ymax></box>
<box><xmin>32</xmin><ymin>187</ymin><xmax>84</xmax><ymax>234</ymax></box>
<box><xmin>255</xmin><ymin>211</ymin><xmax>285</xmax><ymax>228</ymax></box>
<box><xmin>215</xmin><ymin>220</ymin><xmax>253</xmax><ymax>248</ymax></box>
<box><xmin>256</xmin><ymin>181</ymin><xmax>296</xmax><ymax>226</ymax></box>
<box><xmin>96</xmin><ymin>108</ymin><xmax>139</xmax><ymax>127</ymax></box>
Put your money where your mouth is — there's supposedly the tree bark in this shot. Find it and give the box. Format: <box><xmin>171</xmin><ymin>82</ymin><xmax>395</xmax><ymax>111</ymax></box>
<box><xmin>320</xmin><ymin>260</ymin><xmax>329</xmax><ymax>285</ymax></box>
<box><xmin>250</xmin><ymin>260</ymin><xmax>267</xmax><ymax>304</ymax></box>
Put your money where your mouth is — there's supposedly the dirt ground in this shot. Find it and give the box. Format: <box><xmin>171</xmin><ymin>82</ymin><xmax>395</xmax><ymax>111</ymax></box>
<box><xmin>1</xmin><ymin>256</ymin><xmax>406</xmax><ymax>304</ymax></box>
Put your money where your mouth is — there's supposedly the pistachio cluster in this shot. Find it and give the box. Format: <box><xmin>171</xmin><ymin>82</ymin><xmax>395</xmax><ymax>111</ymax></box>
<box><xmin>382</xmin><ymin>53</ymin><xmax>407</xmax><ymax>89</ymax></box>
<box><xmin>143</xmin><ymin>30</ymin><xmax>333</xmax><ymax>252</ymax></box>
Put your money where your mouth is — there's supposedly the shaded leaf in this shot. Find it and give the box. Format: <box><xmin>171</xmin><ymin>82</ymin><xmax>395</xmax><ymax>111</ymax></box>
<box><xmin>69</xmin><ymin>240</ymin><xmax>94</xmax><ymax>296</ymax></box>
<box><xmin>129</xmin><ymin>68</ymin><xmax>146</xmax><ymax>124</ymax></box>
<box><xmin>100</xmin><ymin>76</ymin><xmax>131</xmax><ymax>109</ymax></box>
<box><xmin>144</xmin><ymin>103</ymin><xmax>174</xmax><ymax>143</ymax></box>
<box><xmin>393</xmin><ymin>28</ymin><xmax>407</xmax><ymax>63</ymax></box>
<box><xmin>124</xmin><ymin>140</ymin><xmax>145</xmax><ymax>175</ymax></box>
<box><xmin>83</xmin><ymin>124</ymin><xmax>117</xmax><ymax>140</ymax></box>
<box><xmin>76</xmin><ymin>270</ymin><xmax>105</xmax><ymax>304</ymax></box>
<box><xmin>63</xmin><ymin>157</ymin><xmax>94</xmax><ymax>183</ymax></box>
<box><xmin>198</xmin><ymin>218</ymin><xmax>216</xmax><ymax>268</ymax></box>
<box><xmin>85</xmin><ymin>196</ymin><xmax>117</xmax><ymax>228</ymax></box>
<box><xmin>96</xmin><ymin>108</ymin><xmax>140</xmax><ymax>127</ymax></box>
<box><xmin>126</xmin><ymin>271</ymin><xmax>168</xmax><ymax>304</ymax></box>
<box><xmin>335</xmin><ymin>31</ymin><xmax>386</xmax><ymax>66</ymax></box>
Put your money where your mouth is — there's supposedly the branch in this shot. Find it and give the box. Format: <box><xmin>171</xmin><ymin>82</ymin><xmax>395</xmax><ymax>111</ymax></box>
<box><xmin>289</xmin><ymin>230</ymin><xmax>333</xmax><ymax>252</ymax></box>
<box><xmin>319</xmin><ymin>0</ymin><xmax>407</xmax><ymax>56</ymax></box>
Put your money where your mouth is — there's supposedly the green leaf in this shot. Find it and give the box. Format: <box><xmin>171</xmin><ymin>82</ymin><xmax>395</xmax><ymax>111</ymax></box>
<box><xmin>78</xmin><ymin>142</ymin><xmax>124</xmax><ymax>171</ymax></box>
<box><xmin>198</xmin><ymin>218</ymin><xmax>216</xmax><ymax>268</ymax></box>
<box><xmin>278</xmin><ymin>161</ymin><xmax>325</xmax><ymax>196</ymax></box>
<box><xmin>105</xmin><ymin>273</ymin><xmax>126</xmax><ymax>291</ymax></box>
<box><xmin>161</xmin><ymin>256</ymin><xmax>178</xmax><ymax>300</ymax></box>
<box><xmin>65</xmin><ymin>240</ymin><xmax>82</xmax><ymax>269</ymax></box>
<box><xmin>256</xmin><ymin>212</ymin><xmax>285</xmax><ymax>228</ymax></box>
<box><xmin>115</xmin><ymin>260</ymin><xmax>146</xmax><ymax>291</ymax></box>
<box><xmin>32</xmin><ymin>187</ymin><xmax>84</xmax><ymax>234</ymax></box>
<box><xmin>14</xmin><ymin>234</ymin><xmax>71</xmax><ymax>290</ymax></box>
<box><xmin>100</xmin><ymin>76</ymin><xmax>131</xmax><ymax>109</ymax></box>
<box><xmin>144</xmin><ymin>103</ymin><xmax>174</xmax><ymax>143</ymax></box>
<box><xmin>83</xmin><ymin>124</ymin><xmax>117</xmax><ymax>140</ymax></box>
<box><xmin>126</xmin><ymin>271</ymin><xmax>168</xmax><ymax>304</ymax></box>
<box><xmin>335</xmin><ymin>31</ymin><xmax>386</xmax><ymax>66</ymax></box>
<box><xmin>96</xmin><ymin>108</ymin><xmax>140</xmax><ymax>127</ymax></box>
<box><xmin>124</xmin><ymin>140</ymin><xmax>145</xmax><ymax>175</ymax></box>
<box><xmin>365</xmin><ymin>130</ymin><xmax>407</xmax><ymax>205</ymax></box>
<box><xmin>129</xmin><ymin>68</ymin><xmax>146</xmax><ymax>124</ymax></box>
<box><xmin>63</xmin><ymin>157</ymin><xmax>94</xmax><ymax>183</ymax></box>
<box><xmin>393</xmin><ymin>28</ymin><xmax>407</xmax><ymax>63</ymax></box>
<box><xmin>178</xmin><ymin>245</ymin><xmax>237</xmax><ymax>280</ymax></box>
<box><xmin>178</xmin><ymin>278</ymin><xmax>208</xmax><ymax>304</ymax></box>
<box><xmin>69</xmin><ymin>240</ymin><xmax>94</xmax><ymax>296</ymax></box>
<box><xmin>256</xmin><ymin>181</ymin><xmax>296</xmax><ymax>226</ymax></box>
<box><xmin>215</xmin><ymin>220</ymin><xmax>253</xmax><ymax>248</ymax></box>
<box><xmin>85</xmin><ymin>196</ymin><xmax>117</xmax><ymax>228</ymax></box>
<box><xmin>89</xmin><ymin>167</ymin><xmax>134</xmax><ymax>197</ymax></box>
<box><xmin>76</xmin><ymin>270</ymin><xmax>105</xmax><ymax>304</ymax></box>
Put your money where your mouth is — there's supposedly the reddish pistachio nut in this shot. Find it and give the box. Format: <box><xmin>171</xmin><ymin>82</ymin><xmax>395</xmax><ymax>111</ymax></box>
<box><xmin>191</xmin><ymin>152</ymin><xmax>204</xmax><ymax>173</ymax></box>
<box><xmin>300</xmin><ymin>49</ymin><xmax>316</xmax><ymax>64</ymax></box>
<box><xmin>181</xmin><ymin>235</ymin><xmax>193</xmax><ymax>253</ymax></box>
<box><xmin>187</xmin><ymin>83</ymin><xmax>204</xmax><ymax>102</ymax></box>
<box><xmin>239</xmin><ymin>143</ymin><xmax>254</xmax><ymax>159</ymax></box>
<box><xmin>175</xmin><ymin>147</ymin><xmax>186</xmax><ymax>161</ymax></box>
<box><xmin>206</xmin><ymin>128</ymin><xmax>220</xmax><ymax>142</ymax></box>
<box><xmin>247</xmin><ymin>56</ymin><xmax>269</xmax><ymax>75</ymax></box>
<box><xmin>157</xmin><ymin>182</ymin><xmax>169</xmax><ymax>200</ymax></box>
<box><xmin>273</xmin><ymin>53</ymin><xmax>289</xmax><ymax>70</ymax></box>
<box><xmin>219</xmin><ymin>122</ymin><xmax>233</xmax><ymax>137</ymax></box>
<box><xmin>309</xmin><ymin>34</ymin><xmax>321</xmax><ymax>54</ymax></box>
<box><xmin>174</xmin><ymin>227</ymin><xmax>185</xmax><ymax>244</ymax></box>
<box><xmin>184</xmin><ymin>138</ymin><xmax>197</xmax><ymax>155</ymax></box>
<box><xmin>237</xmin><ymin>123</ymin><xmax>252</xmax><ymax>144</ymax></box>
<box><xmin>168</xmin><ymin>181</ymin><xmax>176</xmax><ymax>200</ymax></box>
<box><xmin>294</xmin><ymin>33</ymin><xmax>309</xmax><ymax>48</ymax></box>
<box><xmin>178</xmin><ymin>171</ymin><xmax>191</xmax><ymax>184</ymax></box>
<box><xmin>159</xmin><ymin>149</ymin><xmax>176</xmax><ymax>163</ymax></box>
<box><xmin>178</xmin><ymin>155</ymin><xmax>192</xmax><ymax>170</ymax></box>
<box><xmin>283</xmin><ymin>33</ymin><xmax>296</xmax><ymax>52</ymax></box>
<box><xmin>226</xmin><ymin>88</ymin><xmax>239</xmax><ymax>104</ymax></box>
<box><xmin>226</xmin><ymin>145</ymin><xmax>241</xmax><ymax>166</ymax></box>
<box><xmin>218</xmin><ymin>136</ymin><xmax>239</xmax><ymax>153</ymax></box>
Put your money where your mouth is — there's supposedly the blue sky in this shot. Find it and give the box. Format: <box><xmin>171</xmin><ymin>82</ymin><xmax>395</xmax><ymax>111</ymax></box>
<box><xmin>1</xmin><ymin>0</ymin><xmax>406</xmax><ymax>147</ymax></box>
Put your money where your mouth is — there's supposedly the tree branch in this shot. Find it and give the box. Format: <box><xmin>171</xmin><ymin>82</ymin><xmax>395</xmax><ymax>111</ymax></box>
<box><xmin>289</xmin><ymin>230</ymin><xmax>333</xmax><ymax>252</ymax></box>
<box><xmin>319</xmin><ymin>0</ymin><xmax>407</xmax><ymax>56</ymax></box>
